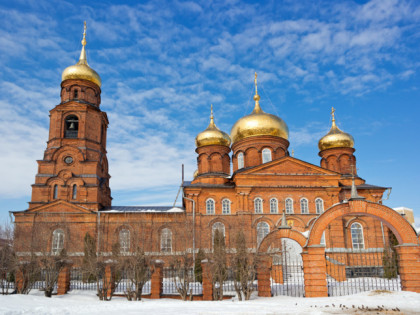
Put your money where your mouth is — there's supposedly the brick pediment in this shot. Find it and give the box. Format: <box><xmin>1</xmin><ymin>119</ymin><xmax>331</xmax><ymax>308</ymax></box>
<box><xmin>235</xmin><ymin>156</ymin><xmax>338</xmax><ymax>176</ymax></box>
<box><xmin>24</xmin><ymin>200</ymin><xmax>94</xmax><ymax>214</ymax></box>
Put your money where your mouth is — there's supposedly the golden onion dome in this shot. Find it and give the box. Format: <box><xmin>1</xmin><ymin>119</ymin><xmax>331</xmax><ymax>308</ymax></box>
<box><xmin>195</xmin><ymin>105</ymin><xmax>231</xmax><ymax>148</ymax></box>
<box><xmin>230</xmin><ymin>73</ymin><xmax>289</xmax><ymax>144</ymax></box>
<box><xmin>318</xmin><ymin>107</ymin><xmax>354</xmax><ymax>151</ymax></box>
<box><xmin>61</xmin><ymin>22</ymin><xmax>102</xmax><ymax>87</ymax></box>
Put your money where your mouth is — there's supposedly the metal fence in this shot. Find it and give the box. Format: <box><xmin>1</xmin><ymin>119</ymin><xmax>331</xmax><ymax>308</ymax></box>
<box><xmin>326</xmin><ymin>249</ymin><xmax>401</xmax><ymax>296</ymax></box>
<box><xmin>115</xmin><ymin>270</ymin><xmax>151</xmax><ymax>295</ymax></box>
<box><xmin>162</xmin><ymin>267</ymin><xmax>202</xmax><ymax>295</ymax></box>
<box><xmin>270</xmin><ymin>257</ymin><xmax>305</xmax><ymax>297</ymax></box>
<box><xmin>70</xmin><ymin>268</ymin><xmax>99</xmax><ymax>291</ymax></box>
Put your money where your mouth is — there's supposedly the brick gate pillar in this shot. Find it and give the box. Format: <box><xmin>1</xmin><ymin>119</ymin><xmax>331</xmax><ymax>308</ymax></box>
<box><xmin>150</xmin><ymin>260</ymin><xmax>164</xmax><ymax>299</ymax></box>
<box><xmin>57</xmin><ymin>265</ymin><xmax>71</xmax><ymax>295</ymax></box>
<box><xmin>15</xmin><ymin>269</ymin><xmax>24</xmax><ymax>293</ymax></box>
<box><xmin>201</xmin><ymin>259</ymin><xmax>213</xmax><ymax>301</ymax></box>
<box><xmin>302</xmin><ymin>246</ymin><xmax>328</xmax><ymax>297</ymax></box>
<box><xmin>104</xmin><ymin>264</ymin><xmax>115</xmax><ymax>299</ymax></box>
<box><xmin>395</xmin><ymin>244</ymin><xmax>420</xmax><ymax>293</ymax></box>
<box><xmin>257</xmin><ymin>255</ymin><xmax>271</xmax><ymax>297</ymax></box>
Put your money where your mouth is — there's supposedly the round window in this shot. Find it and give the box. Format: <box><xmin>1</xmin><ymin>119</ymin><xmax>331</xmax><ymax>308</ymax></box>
<box><xmin>64</xmin><ymin>156</ymin><xmax>73</xmax><ymax>164</ymax></box>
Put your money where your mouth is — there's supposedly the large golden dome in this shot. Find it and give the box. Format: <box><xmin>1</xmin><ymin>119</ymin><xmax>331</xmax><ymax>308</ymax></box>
<box><xmin>196</xmin><ymin>105</ymin><xmax>231</xmax><ymax>148</ymax></box>
<box><xmin>230</xmin><ymin>74</ymin><xmax>288</xmax><ymax>144</ymax></box>
<box><xmin>318</xmin><ymin>108</ymin><xmax>354</xmax><ymax>151</ymax></box>
<box><xmin>61</xmin><ymin>22</ymin><xmax>102</xmax><ymax>87</ymax></box>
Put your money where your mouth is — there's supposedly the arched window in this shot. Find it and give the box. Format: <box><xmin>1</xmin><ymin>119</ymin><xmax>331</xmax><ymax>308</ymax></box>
<box><xmin>262</xmin><ymin>148</ymin><xmax>272</xmax><ymax>163</ymax></box>
<box><xmin>222</xmin><ymin>199</ymin><xmax>231</xmax><ymax>214</ymax></box>
<box><xmin>206</xmin><ymin>199</ymin><xmax>215</xmax><ymax>214</ymax></box>
<box><xmin>237</xmin><ymin>152</ymin><xmax>244</xmax><ymax>169</ymax></box>
<box><xmin>161</xmin><ymin>228</ymin><xmax>172</xmax><ymax>253</ymax></box>
<box><xmin>256</xmin><ymin>222</ymin><xmax>270</xmax><ymax>246</ymax></box>
<box><xmin>351</xmin><ymin>223</ymin><xmax>364</xmax><ymax>250</ymax></box>
<box><xmin>212</xmin><ymin>222</ymin><xmax>225</xmax><ymax>246</ymax></box>
<box><xmin>52</xmin><ymin>229</ymin><xmax>64</xmax><ymax>255</ymax></box>
<box><xmin>285</xmin><ymin>198</ymin><xmax>293</xmax><ymax>214</ymax></box>
<box><xmin>254</xmin><ymin>198</ymin><xmax>263</xmax><ymax>214</ymax></box>
<box><xmin>119</xmin><ymin>229</ymin><xmax>130</xmax><ymax>253</ymax></box>
<box><xmin>270</xmin><ymin>198</ymin><xmax>278</xmax><ymax>214</ymax></box>
<box><xmin>72</xmin><ymin>184</ymin><xmax>77</xmax><ymax>200</ymax></box>
<box><xmin>315</xmin><ymin>198</ymin><xmax>324</xmax><ymax>214</ymax></box>
<box><xmin>300</xmin><ymin>198</ymin><xmax>308</xmax><ymax>214</ymax></box>
<box><xmin>53</xmin><ymin>185</ymin><xmax>58</xmax><ymax>200</ymax></box>
<box><xmin>65</xmin><ymin>115</ymin><xmax>79</xmax><ymax>138</ymax></box>
<box><xmin>320</xmin><ymin>231</ymin><xmax>326</xmax><ymax>246</ymax></box>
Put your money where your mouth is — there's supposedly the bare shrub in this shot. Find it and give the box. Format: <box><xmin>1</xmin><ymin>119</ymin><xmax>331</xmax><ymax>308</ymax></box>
<box><xmin>231</xmin><ymin>230</ymin><xmax>257</xmax><ymax>301</ymax></box>
<box><xmin>208</xmin><ymin>229</ymin><xmax>227</xmax><ymax>300</ymax></box>
<box><xmin>170</xmin><ymin>252</ymin><xmax>194</xmax><ymax>301</ymax></box>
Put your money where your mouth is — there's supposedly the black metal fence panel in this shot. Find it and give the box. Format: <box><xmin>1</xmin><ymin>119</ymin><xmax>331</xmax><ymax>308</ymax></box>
<box><xmin>70</xmin><ymin>268</ymin><xmax>98</xmax><ymax>291</ymax></box>
<box><xmin>326</xmin><ymin>249</ymin><xmax>401</xmax><ymax>296</ymax></box>
<box><xmin>114</xmin><ymin>269</ymin><xmax>151</xmax><ymax>295</ymax></box>
<box><xmin>270</xmin><ymin>239</ymin><xmax>305</xmax><ymax>298</ymax></box>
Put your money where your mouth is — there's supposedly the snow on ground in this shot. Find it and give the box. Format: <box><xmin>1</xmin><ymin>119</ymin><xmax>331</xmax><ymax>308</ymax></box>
<box><xmin>1</xmin><ymin>290</ymin><xmax>420</xmax><ymax>315</ymax></box>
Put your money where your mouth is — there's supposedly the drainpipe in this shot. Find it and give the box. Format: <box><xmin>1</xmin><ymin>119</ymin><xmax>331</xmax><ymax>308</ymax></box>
<box><xmin>97</xmin><ymin>211</ymin><xmax>101</xmax><ymax>256</ymax></box>
<box><xmin>183</xmin><ymin>194</ymin><xmax>196</xmax><ymax>266</ymax></box>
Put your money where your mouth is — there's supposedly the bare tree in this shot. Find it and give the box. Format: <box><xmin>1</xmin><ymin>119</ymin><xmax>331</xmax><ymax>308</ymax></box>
<box><xmin>120</xmin><ymin>227</ymin><xmax>151</xmax><ymax>301</ymax></box>
<box><xmin>0</xmin><ymin>222</ymin><xmax>15</xmax><ymax>294</ymax></box>
<box><xmin>82</xmin><ymin>232</ymin><xmax>123</xmax><ymax>301</ymax></box>
<box><xmin>170</xmin><ymin>252</ymin><xmax>194</xmax><ymax>301</ymax></box>
<box><xmin>208</xmin><ymin>229</ymin><xmax>227</xmax><ymax>300</ymax></box>
<box><xmin>231</xmin><ymin>230</ymin><xmax>257</xmax><ymax>300</ymax></box>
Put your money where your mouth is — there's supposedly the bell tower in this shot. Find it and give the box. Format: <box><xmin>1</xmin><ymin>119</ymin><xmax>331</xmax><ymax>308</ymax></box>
<box><xmin>29</xmin><ymin>22</ymin><xmax>111</xmax><ymax>211</ymax></box>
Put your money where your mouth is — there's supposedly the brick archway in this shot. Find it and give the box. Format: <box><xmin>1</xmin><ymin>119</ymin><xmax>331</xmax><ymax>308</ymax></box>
<box><xmin>258</xmin><ymin>228</ymin><xmax>307</xmax><ymax>253</ymax></box>
<box><xmin>308</xmin><ymin>200</ymin><xmax>418</xmax><ymax>246</ymax></box>
<box><xmin>306</xmin><ymin>199</ymin><xmax>420</xmax><ymax>295</ymax></box>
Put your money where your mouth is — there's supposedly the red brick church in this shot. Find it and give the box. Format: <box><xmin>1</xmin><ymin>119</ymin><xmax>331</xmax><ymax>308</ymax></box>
<box><xmin>12</xmin><ymin>24</ymin><xmax>420</xmax><ymax>298</ymax></box>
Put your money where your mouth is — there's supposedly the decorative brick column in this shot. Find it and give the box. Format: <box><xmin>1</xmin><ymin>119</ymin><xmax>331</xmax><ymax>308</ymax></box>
<box><xmin>395</xmin><ymin>244</ymin><xmax>420</xmax><ymax>293</ymax></box>
<box><xmin>302</xmin><ymin>246</ymin><xmax>328</xmax><ymax>297</ymax></box>
<box><xmin>257</xmin><ymin>256</ymin><xmax>271</xmax><ymax>297</ymax></box>
<box><xmin>57</xmin><ymin>266</ymin><xmax>71</xmax><ymax>295</ymax></box>
<box><xmin>150</xmin><ymin>260</ymin><xmax>164</xmax><ymax>299</ymax></box>
<box><xmin>104</xmin><ymin>264</ymin><xmax>115</xmax><ymax>299</ymax></box>
<box><xmin>201</xmin><ymin>259</ymin><xmax>213</xmax><ymax>301</ymax></box>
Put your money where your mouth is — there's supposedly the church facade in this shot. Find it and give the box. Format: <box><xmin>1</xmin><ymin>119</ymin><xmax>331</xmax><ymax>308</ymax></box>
<box><xmin>12</xmin><ymin>25</ymin><xmax>420</xmax><ymax>298</ymax></box>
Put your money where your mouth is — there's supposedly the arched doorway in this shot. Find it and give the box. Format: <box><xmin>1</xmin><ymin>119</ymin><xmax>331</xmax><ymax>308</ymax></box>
<box><xmin>258</xmin><ymin>228</ymin><xmax>307</xmax><ymax>297</ymax></box>
<box><xmin>306</xmin><ymin>200</ymin><xmax>420</xmax><ymax>297</ymax></box>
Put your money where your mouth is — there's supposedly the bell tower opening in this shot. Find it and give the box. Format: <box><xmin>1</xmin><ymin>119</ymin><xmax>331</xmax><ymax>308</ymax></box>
<box><xmin>64</xmin><ymin>115</ymin><xmax>79</xmax><ymax>138</ymax></box>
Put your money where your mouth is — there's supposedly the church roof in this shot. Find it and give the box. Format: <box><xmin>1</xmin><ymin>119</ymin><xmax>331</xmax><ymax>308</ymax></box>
<box><xmin>101</xmin><ymin>206</ymin><xmax>184</xmax><ymax>213</ymax></box>
<box><xmin>182</xmin><ymin>181</ymin><xmax>235</xmax><ymax>188</ymax></box>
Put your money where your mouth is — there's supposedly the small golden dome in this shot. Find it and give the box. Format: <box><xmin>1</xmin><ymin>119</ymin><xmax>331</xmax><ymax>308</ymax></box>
<box><xmin>318</xmin><ymin>107</ymin><xmax>354</xmax><ymax>151</ymax></box>
<box><xmin>62</xmin><ymin>22</ymin><xmax>102</xmax><ymax>87</ymax></box>
<box><xmin>195</xmin><ymin>105</ymin><xmax>231</xmax><ymax>148</ymax></box>
<box><xmin>193</xmin><ymin>169</ymin><xmax>198</xmax><ymax>178</ymax></box>
<box><xmin>230</xmin><ymin>73</ymin><xmax>289</xmax><ymax>143</ymax></box>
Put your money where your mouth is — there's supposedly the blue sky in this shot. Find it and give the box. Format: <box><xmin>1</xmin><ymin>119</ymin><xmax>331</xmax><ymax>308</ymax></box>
<box><xmin>0</xmin><ymin>0</ymin><xmax>419</xmax><ymax>226</ymax></box>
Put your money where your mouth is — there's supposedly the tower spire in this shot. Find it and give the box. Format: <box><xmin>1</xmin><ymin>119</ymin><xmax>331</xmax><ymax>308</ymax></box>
<box><xmin>78</xmin><ymin>21</ymin><xmax>88</xmax><ymax>66</ymax></box>
<box><xmin>252</xmin><ymin>72</ymin><xmax>262</xmax><ymax>114</ymax></box>
<box><xmin>331</xmin><ymin>106</ymin><xmax>337</xmax><ymax>128</ymax></box>
<box><xmin>209</xmin><ymin>104</ymin><xmax>215</xmax><ymax>127</ymax></box>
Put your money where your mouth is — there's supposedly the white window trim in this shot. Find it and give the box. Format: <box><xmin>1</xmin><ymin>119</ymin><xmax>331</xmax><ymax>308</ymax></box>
<box><xmin>270</xmin><ymin>198</ymin><xmax>278</xmax><ymax>214</ymax></box>
<box><xmin>161</xmin><ymin>228</ymin><xmax>172</xmax><ymax>253</ymax></box>
<box><xmin>350</xmin><ymin>223</ymin><xmax>365</xmax><ymax>250</ymax></box>
<box><xmin>206</xmin><ymin>198</ymin><xmax>215</xmax><ymax>214</ymax></box>
<box><xmin>222</xmin><ymin>199</ymin><xmax>231</xmax><ymax>214</ymax></box>
<box><xmin>300</xmin><ymin>198</ymin><xmax>309</xmax><ymax>214</ymax></box>
<box><xmin>254</xmin><ymin>198</ymin><xmax>263</xmax><ymax>214</ymax></box>
<box><xmin>315</xmin><ymin>198</ymin><xmax>324</xmax><ymax>214</ymax></box>
<box><xmin>119</xmin><ymin>229</ymin><xmax>130</xmax><ymax>253</ymax></box>
<box><xmin>256</xmin><ymin>222</ymin><xmax>270</xmax><ymax>247</ymax></box>
<box><xmin>237</xmin><ymin>152</ymin><xmax>244</xmax><ymax>169</ymax></box>
<box><xmin>285</xmin><ymin>198</ymin><xmax>294</xmax><ymax>214</ymax></box>
<box><xmin>52</xmin><ymin>229</ymin><xmax>64</xmax><ymax>255</ymax></box>
<box><xmin>262</xmin><ymin>148</ymin><xmax>272</xmax><ymax>164</ymax></box>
